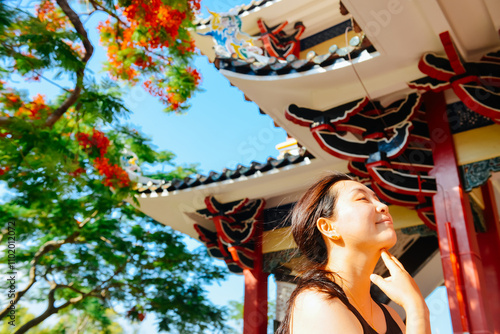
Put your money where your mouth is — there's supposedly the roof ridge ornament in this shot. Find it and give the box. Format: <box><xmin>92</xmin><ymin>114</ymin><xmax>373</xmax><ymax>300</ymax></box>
<box><xmin>198</xmin><ymin>10</ymin><xmax>264</xmax><ymax>60</ymax></box>
<box><xmin>257</xmin><ymin>18</ymin><xmax>305</xmax><ymax>59</ymax></box>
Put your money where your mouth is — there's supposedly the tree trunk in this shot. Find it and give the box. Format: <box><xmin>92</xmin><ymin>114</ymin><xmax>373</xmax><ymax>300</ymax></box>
<box><xmin>0</xmin><ymin>271</ymin><xmax>36</xmax><ymax>320</ymax></box>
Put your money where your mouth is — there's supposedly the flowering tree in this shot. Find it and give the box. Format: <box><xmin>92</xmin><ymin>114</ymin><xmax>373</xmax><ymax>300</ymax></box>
<box><xmin>0</xmin><ymin>0</ymin><xmax>228</xmax><ymax>333</ymax></box>
<box><xmin>96</xmin><ymin>0</ymin><xmax>202</xmax><ymax>112</ymax></box>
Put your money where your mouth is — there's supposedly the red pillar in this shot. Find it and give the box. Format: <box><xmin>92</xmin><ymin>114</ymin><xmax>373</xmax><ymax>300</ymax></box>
<box><xmin>425</xmin><ymin>91</ymin><xmax>493</xmax><ymax>334</ymax></box>
<box><xmin>478</xmin><ymin>180</ymin><xmax>500</xmax><ymax>332</ymax></box>
<box><xmin>243</xmin><ymin>220</ymin><xmax>268</xmax><ymax>334</ymax></box>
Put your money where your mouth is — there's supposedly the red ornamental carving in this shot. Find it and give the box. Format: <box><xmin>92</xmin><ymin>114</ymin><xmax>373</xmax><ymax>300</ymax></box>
<box><xmin>194</xmin><ymin>196</ymin><xmax>265</xmax><ymax>274</ymax></box>
<box><xmin>285</xmin><ymin>93</ymin><xmax>423</xmax><ymax>164</ymax></box>
<box><xmin>257</xmin><ymin>19</ymin><xmax>305</xmax><ymax>59</ymax></box>
<box><xmin>409</xmin><ymin>31</ymin><xmax>500</xmax><ymax>123</ymax></box>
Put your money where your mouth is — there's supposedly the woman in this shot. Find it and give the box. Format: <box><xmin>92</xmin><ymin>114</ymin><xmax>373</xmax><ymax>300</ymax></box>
<box><xmin>277</xmin><ymin>172</ymin><xmax>431</xmax><ymax>334</ymax></box>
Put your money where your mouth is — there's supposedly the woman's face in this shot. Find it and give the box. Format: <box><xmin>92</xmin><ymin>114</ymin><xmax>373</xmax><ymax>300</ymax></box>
<box><xmin>330</xmin><ymin>180</ymin><xmax>397</xmax><ymax>250</ymax></box>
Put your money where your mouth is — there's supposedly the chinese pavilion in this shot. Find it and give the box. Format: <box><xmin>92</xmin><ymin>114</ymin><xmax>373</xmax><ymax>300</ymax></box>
<box><xmin>129</xmin><ymin>0</ymin><xmax>500</xmax><ymax>333</ymax></box>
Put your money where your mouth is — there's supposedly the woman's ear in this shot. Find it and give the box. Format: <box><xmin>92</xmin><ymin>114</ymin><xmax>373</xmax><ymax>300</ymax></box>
<box><xmin>316</xmin><ymin>217</ymin><xmax>340</xmax><ymax>241</ymax></box>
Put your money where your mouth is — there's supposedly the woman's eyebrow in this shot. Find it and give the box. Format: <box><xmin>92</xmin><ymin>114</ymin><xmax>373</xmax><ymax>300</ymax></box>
<box><xmin>349</xmin><ymin>187</ymin><xmax>369</xmax><ymax>195</ymax></box>
<box><xmin>350</xmin><ymin>187</ymin><xmax>377</xmax><ymax>198</ymax></box>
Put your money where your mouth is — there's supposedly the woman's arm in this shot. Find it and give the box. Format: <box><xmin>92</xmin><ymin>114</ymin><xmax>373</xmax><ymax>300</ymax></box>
<box><xmin>370</xmin><ymin>249</ymin><xmax>431</xmax><ymax>334</ymax></box>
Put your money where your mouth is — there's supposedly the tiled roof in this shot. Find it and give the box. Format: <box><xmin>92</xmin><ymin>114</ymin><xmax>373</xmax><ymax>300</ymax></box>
<box><xmin>214</xmin><ymin>44</ymin><xmax>377</xmax><ymax>76</ymax></box>
<box><xmin>136</xmin><ymin>150</ymin><xmax>313</xmax><ymax>194</ymax></box>
<box><xmin>195</xmin><ymin>0</ymin><xmax>280</xmax><ymax>26</ymax></box>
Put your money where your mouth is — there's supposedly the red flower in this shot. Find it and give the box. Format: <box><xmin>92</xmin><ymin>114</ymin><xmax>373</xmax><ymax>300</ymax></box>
<box><xmin>68</xmin><ymin>167</ymin><xmax>86</xmax><ymax>177</ymax></box>
<box><xmin>14</xmin><ymin>94</ymin><xmax>49</xmax><ymax>120</ymax></box>
<box><xmin>94</xmin><ymin>157</ymin><xmax>130</xmax><ymax>188</ymax></box>
<box><xmin>0</xmin><ymin>166</ymin><xmax>10</xmax><ymax>176</ymax></box>
<box><xmin>127</xmin><ymin>306</ymin><xmax>145</xmax><ymax>321</ymax></box>
<box><xmin>76</xmin><ymin>130</ymin><xmax>110</xmax><ymax>157</ymax></box>
<box><xmin>186</xmin><ymin>67</ymin><xmax>201</xmax><ymax>86</ymax></box>
<box><xmin>91</xmin><ymin>129</ymin><xmax>110</xmax><ymax>156</ymax></box>
<box><xmin>36</xmin><ymin>0</ymin><xmax>71</xmax><ymax>31</ymax></box>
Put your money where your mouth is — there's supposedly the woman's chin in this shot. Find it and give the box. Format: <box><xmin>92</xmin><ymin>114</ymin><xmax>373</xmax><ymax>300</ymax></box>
<box><xmin>381</xmin><ymin>230</ymin><xmax>398</xmax><ymax>249</ymax></box>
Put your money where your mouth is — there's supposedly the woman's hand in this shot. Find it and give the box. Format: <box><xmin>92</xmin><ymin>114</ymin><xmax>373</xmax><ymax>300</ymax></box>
<box><xmin>369</xmin><ymin>249</ymin><xmax>423</xmax><ymax>308</ymax></box>
<box><xmin>370</xmin><ymin>249</ymin><xmax>431</xmax><ymax>334</ymax></box>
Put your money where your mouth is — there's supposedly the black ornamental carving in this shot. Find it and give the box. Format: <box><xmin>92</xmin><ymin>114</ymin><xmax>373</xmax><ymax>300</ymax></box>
<box><xmin>257</xmin><ymin>19</ymin><xmax>305</xmax><ymax>59</ymax></box>
<box><xmin>194</xmin><ymin>196</ymin><xmax>265</xmax><ymax>274</ymax></box>
<box><xmin>409</xmin><ymin>31</ymin><xmax>500</xmax><ymax>123</ymax></box>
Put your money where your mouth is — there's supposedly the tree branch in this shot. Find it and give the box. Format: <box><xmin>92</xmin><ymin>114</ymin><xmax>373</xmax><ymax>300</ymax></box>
<box><xmin>96</xmin><ymin>261</ymin><xmax>128</xmax><ymax>291</ymax></box>
<box><xmin>55</xmin><ymin>283</ymin><xmax>88</xmax><ymax>296</ymax></box>
<box><xmin>56</xmin><ymin>0</ymin><xmax>93</xmax><ymax>64</ymax></box>
<box><xmin>13</xmin><ymin>260</ymin><xmax>129</xmax><ymax>334</ymax></box>
<box><xmin>44</xmin><ymin>0</ymin><xmax>94</xmax><ymax>128</ymax></box>
<box><xmin>78</xmin><ymin>210</ymin><xmax>98</xmax><ymax>229</ymax></box>
<box><xmin>88</xmin><ymin>0</ymin><xmax>128</xmax><ymax>26</ymax></box>
<box><xmin>13</xmin><ymin>283</ymin><xmax>87</xmax><ymax>334</ymax></box>
<box><xmin>0</xmin><ymin>231</ymin><xmax>80</xmax><ymax>320</ymax></box>
<box><xmin>13</xmin><ymin>286</ymin><xmax>59</xmax><ymax>334</ymax></box>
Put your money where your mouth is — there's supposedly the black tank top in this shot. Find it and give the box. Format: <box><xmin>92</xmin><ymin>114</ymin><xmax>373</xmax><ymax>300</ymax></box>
<box><xmin>339</xmin><ymin>297</ymin><xmax>403</xmax><ymax>334</ymax></box>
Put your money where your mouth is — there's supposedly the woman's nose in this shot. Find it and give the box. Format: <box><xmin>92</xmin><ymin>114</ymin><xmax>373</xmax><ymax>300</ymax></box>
<box><xmin>376</xmin><ymin>201</ymin><xmax>389</xmax><ymax>214</ymax></box>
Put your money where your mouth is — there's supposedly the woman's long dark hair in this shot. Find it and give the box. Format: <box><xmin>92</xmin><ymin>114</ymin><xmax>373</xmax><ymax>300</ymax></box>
<box><xmin>276</xmin><ymin>172</ymin><xmax>353</xmax><ymax>334</ymax></box>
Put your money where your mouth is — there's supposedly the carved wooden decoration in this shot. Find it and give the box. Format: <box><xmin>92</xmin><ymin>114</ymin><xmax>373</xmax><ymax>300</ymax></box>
<box><xmin>257</xmin><ymin>19</ymin><xmax>306</xmax><ymax>59</ymax></box>
<box><xmin>409</xmin><ymin>31</ymin><xmax>500</xmax><ymax>123</ymax></box>
<box><xmin>194</xmin><ymin>196</ymin><xmax>265</xmax><ymax>274</ymax></box>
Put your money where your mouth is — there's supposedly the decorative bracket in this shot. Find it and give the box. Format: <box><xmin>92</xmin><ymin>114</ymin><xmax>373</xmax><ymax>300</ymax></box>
<box><xmin>194</xmin><ymin>196</ymin><xmax>265</xmax><ymax>274</ymax></box>
<box><xmin>409</xmin><ymin>31</ymin><xmax>500</xmax><ymax>123</ymax></box>
<box><xmin>257</xmin><ymin>19</ymin><xmax>305</xmax><ymax>59</ymax></box>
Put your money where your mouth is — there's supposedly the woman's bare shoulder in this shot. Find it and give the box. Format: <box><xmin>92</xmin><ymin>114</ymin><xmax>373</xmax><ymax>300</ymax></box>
<box><xmin>380</xmin><ymin>304</ymin><xmax>406</xmax><ymax>332</ymax></box>
<box><xmin>293</xmin><ymin>289</ymin><xmax>338</xmax><ymax>309</ymax></box>
<box><xmin>291</xmin><ymin>289</ymin><xmax>362</xmax><ymax>334</ymax></box>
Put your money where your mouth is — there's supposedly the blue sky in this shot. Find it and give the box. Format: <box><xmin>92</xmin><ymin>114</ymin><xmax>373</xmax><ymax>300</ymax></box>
<box><xmin>123</xmin><ymin>54</ymin><xmax>287</xmax><ymax>176</ymax></box>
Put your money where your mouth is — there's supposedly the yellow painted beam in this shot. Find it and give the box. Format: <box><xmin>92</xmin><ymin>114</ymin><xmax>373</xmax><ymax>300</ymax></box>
<box><xmin>453</xmin><ymin>124</ymin><xmax>500</xmax><ymax>166</ymax></box>
<box><xmin>262</xmin><ymin>228</ymin><xmax>296</xmax><ymax>254</ymax></box>
<box><xmin>389</xmin><ymin>205</ymin><xmax>424</xmax><ymax>229</ymax></box>
<box><xmin>469</xmin><ymin>186</ymin><xmax>485</xmax><ymax>210</ymax></box>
